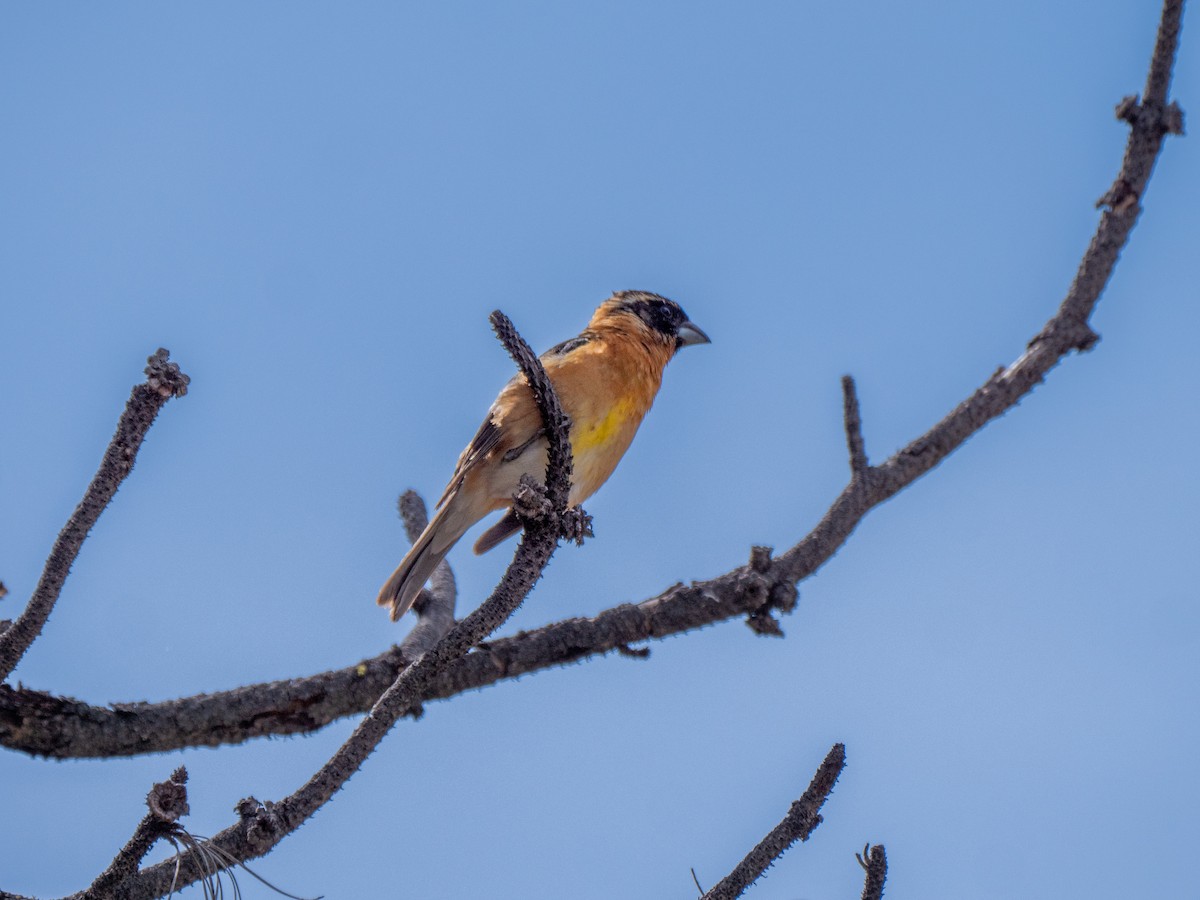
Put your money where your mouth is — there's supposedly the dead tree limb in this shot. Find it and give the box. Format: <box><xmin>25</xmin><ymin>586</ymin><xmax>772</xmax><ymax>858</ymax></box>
<box><xmin>0</xmin><ymin>350</ymin><xmax>189</xmax><ymax>683</ymax></box>
<box><xmin>699</xmin><ymin>744</ymin><xmax>845</xmax><ymax>900</ymax></box>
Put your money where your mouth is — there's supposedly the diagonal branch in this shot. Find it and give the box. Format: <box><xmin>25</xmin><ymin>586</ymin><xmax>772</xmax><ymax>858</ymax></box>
<box><xmin>699</xmin><ymin>744</ymin><xmax>846</xmax><ymax>900</ymax></box>
<box><xmin>107</xmin><ymin>311</ymin><xmax>578</xmax><ymax>900</ymax></box>
<box><xmin>772</xmin><ymin>0</ymin><xmax>1185</xmax><ymax>586</ymax></box>
<box><xmin>0</xmin><ymin>350</ymin><xmax>189</xmax><ymax>683</ymax></box>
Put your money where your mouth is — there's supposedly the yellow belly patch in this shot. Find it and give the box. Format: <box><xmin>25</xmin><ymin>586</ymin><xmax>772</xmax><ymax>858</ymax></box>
<box><xmin>572</xmin><ymin>397</ymin><xmax>637</xmax><ymax>454</ymax></box>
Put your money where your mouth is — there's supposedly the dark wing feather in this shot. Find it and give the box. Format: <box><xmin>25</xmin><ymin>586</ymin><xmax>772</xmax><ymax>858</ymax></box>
<box><xmin>545</xmin><ymin>333</ymin><xmax>592</xmax><ymax>357</ymax></box>
<box><xmin>436</xmin><ymin>330</ymin><xmax>591</xmax><ymax>509</ymax></box>
<box><xmin>437</xmin><ymin>415</ymin><xmax>501</xmax><ymax>508</ymax></box>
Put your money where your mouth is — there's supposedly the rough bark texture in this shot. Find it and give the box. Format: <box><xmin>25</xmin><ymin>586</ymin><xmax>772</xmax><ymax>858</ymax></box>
<box><xmin>700</xmin><ymin>744</ymin><xmax>846</xmax><ymax>900</ymax></box>
<box><xmin>858</xmin><ymin>844</ymin><xmax>888</xmax><ymax>900</ymax></box>
<box><xmin>0</xmin><ymin>350</ymin><xmax>189</xmax><ymax>682</ymax></box>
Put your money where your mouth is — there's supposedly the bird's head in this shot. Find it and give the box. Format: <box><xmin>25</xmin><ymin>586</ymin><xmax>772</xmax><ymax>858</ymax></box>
<box><xmin>592</xmin><ymin>290</ymin><xmax>711</xmax><ymax>353</ymax></box>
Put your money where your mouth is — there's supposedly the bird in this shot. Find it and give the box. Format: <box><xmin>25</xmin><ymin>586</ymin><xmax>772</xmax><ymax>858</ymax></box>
<box><xmin>377</xmin><ymin>290</ymin><xmax>710</xmax><ymax>621</ymax></box>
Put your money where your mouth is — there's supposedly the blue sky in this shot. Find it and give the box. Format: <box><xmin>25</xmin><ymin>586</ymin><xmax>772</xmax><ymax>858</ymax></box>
<box><xmin>1</xmin><ymin>2</ymin><xmax>1197</xmax><ymax>898</ymax></box>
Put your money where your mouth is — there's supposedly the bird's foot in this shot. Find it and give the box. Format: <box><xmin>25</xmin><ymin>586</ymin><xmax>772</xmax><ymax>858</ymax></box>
<box><xmin>512</xmin><ymin>474</ymin><xmax>592</xmax><ymax>546</ymax></box>
<box><xmin>559</xmin><ymin>506</ymin><xmax>593</xmax><ymax>546</ymax></box>
<box><xmin>513</xmin><ymin>474</ymin><xmax>555</xmax><ymax>521</ymax></box>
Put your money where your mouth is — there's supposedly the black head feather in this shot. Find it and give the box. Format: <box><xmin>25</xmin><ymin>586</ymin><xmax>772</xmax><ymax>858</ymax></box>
<box><xmin>612</xmin><ymin>290</ymin><xmax>689</xmax><ymax>338</ymax></box>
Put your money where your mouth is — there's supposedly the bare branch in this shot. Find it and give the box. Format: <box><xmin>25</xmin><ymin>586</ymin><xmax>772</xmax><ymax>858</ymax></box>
<box><xmin>0</xmin><ymin>555</ymin><xmax>801</xmax><ymax>758</ymax></box>
<box><xmin>856</xmin><ymin>844</ymin><xmax>887</xmax><ymax>900</ymax></box>
<box><xmin>0</xmin><ymin>350</ymin><xmax>189</xmax><ymax>683</ymax></box>
<box><xmin>1146</xmin><ymin>0</ymin><xmax>1185</xmax><ymax>104</ymax></box>
<box><xmin>108</xmin><ymin>311</ymin><xmax>578</xmax><ymax>899</ymax></box>
<box><xmin>700</xmin><ymin>744</ymin><xmax>846</xmax><ymax>900</ymax></box>
<box><xmin>774</xmin><ymin>0</ymin><xmax>1185</xmax><ymax>586</ymax></box>
<box><xmin>396</xmin><ymin>490</ymin><xmax>458</xmax><ymax>659</ymax></box>
<box><xmin>841</xmin><ymin>375</ymin><xmax>869</xmax><ymax>478</ymax></box>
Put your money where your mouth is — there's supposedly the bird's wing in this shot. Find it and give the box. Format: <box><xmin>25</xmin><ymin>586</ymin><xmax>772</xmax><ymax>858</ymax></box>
<box><xmin>436</xmin><ymin>331</ymin><xmax>597</xmax><ymax>509</ymax></box>
<box><xmin>545</xmin><ymin>334</ymin><xmax>591</xmax><ymax>356</ymax></box>
<box><xmin>436</xmin><ymin>413</ymin><xmax>503</xmax><ymax>508</ymax></box>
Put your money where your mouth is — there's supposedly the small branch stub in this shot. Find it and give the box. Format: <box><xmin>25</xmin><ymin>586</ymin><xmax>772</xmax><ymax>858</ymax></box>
<box><xmin>841</xmin><ymin>375</ymin><xmax>870</xmax><ymax>479</ymax></box>
<box><xmin>147</xmin><ymin>767</ymin><xmax>190</xmax><ymax>824</ymax></box>
<box><xmin>856</xmin><ymin>843</ymin><xmax>888</xmax><ymax>900</ymax></box>
<box><xmin>236</xmin><ymin>797</ymin><xmax>284</xmax><ymax>850</ymax></box>
<box><xmin>145</xmin><ymin>347</ymin><xmax>191</xmax><ymax>399</ymax></box>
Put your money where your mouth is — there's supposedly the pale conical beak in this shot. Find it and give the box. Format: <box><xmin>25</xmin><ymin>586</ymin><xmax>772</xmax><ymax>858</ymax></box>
<box><xmin>676</xmin><ymin>320</ymin><xmax>711</xmax><ymax>348</ymax></box>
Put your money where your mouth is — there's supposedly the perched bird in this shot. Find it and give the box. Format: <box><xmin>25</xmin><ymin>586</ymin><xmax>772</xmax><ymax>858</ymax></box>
<box><xmin>377</xmin><ymin>290</ymin><xmax>710</xmax><ymax>621</ymax></box>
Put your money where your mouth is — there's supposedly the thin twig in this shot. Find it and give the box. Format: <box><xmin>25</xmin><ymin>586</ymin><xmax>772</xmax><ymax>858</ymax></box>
<box><xmin>841</xmin><ymin>375</ymin><xmax>869</xmax><ymax>478</ymax></box>
<box><xmin>700</xmin><ymin>744</ymin><xmax>846</xmax><ymax>900</ymax></box>
<box><xmin>110</xmin><ymin>311</ymin><xmax>577</xmax><ymax>900</ymax></box>
<box><xmin>856</xmin><ymin>844</ymin><xmax>887</xmax><ymax>900</ymax></box>
<box><xmin>0</xmin><ymin>350</ymin><xmax>189</xmax><ymax>682</ymax></box>
<box><xmin>396</xmin><ymin>490</ymin><xmax>458</xmax><ymax>659</ymax></box>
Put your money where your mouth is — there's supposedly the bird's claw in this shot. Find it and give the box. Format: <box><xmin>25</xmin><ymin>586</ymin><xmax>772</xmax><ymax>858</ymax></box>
<box><xmin>559</xmin><ymin>506</ymin><xmax>594</xmax><ymax>546</ymax></box>
<box><xmin>512</xmin><ymin>474</ymin><xmax>554</xmax><ymax>522</ymax></box>
<box><xmin>511</xmin><ymin>475</ymin><xmax>592</xmax><ymax>545</ymax></box>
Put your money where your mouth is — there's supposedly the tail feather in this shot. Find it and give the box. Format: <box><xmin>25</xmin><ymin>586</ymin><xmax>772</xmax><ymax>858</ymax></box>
<box><xmin>377</xmin><ymin>500</ymin><xmax>472</xmax><ymax>622</ymax></box>
<box><xmin>472</xmin><ymin>508</ymin><xmax>523</xmax><ymax>554</ymax></box>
